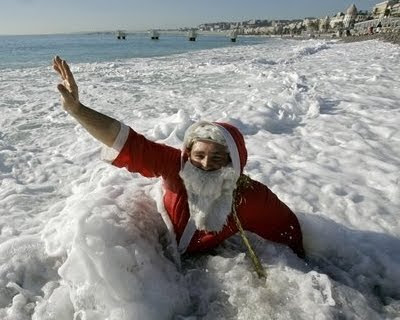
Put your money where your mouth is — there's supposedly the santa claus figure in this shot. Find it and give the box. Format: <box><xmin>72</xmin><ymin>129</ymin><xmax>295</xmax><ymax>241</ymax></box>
<box><xmin>53</xmin><ymin>56</ymin><xmax>305</xmax><ymax>263</ymax></box>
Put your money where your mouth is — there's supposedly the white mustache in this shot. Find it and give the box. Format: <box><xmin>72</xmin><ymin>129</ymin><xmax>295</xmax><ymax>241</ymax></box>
<box><xmin>179</xmin><ymin>161</ymin><xmax>239</xmax><ymax>232</ymax></box>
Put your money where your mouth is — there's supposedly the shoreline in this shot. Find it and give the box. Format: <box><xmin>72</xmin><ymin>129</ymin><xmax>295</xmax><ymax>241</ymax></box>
<box><xmin>284</xmin><ymin>32</ymin><xmax>400</xmax><ymax>46</ymax></box>
<box><xmin>340</xmin><ymin>32</ymin><xmax>400</xmax><ymax>45</ymax></box>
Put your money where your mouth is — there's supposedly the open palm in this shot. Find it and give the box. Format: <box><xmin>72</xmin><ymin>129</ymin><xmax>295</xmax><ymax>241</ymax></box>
<box><xmin>53</xmin><ymin>56</ymin><xmax>80</xmax><ymax>113</ymax></box>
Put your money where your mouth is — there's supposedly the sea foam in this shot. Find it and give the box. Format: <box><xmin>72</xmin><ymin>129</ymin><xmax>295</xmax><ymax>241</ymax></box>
<box><xmin>1</xmin><ymin>37</ymin><xmax>400</xmax><ymax>319</ymax></box>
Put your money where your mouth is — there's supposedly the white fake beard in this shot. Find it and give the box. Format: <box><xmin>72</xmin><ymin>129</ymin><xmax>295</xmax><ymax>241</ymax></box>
<box><xmin>179</xmin><ymin>161</ymin><xmax>239</xmax><ymax>232</ymax></box>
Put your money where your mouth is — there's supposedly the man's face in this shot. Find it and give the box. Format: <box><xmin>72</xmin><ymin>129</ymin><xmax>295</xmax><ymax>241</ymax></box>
<box><xmin>189</xmin><ymin>140</ymin><xmax>230</xmax><ymax>171</ymax></box>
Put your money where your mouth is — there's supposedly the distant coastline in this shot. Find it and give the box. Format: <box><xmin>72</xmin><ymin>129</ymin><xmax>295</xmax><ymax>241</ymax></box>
<box><xmin>2</xmin><ymin>28</ymin><xmax>398</xmax><ymax>47</ymax></box>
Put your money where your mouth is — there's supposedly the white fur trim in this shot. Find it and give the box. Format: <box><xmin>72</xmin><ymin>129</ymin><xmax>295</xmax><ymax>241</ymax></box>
<box><xmin>178</xmin><ymin>218</ymin><xmax>196</xmax><ymax>254</ymax></box>
<box><xmin>101</xmin><ymin>122</ymin><xmax>130</xmax><ymax>162</ymax></box>
<box><xmin>183</xmin><ymin>121</ymin><xmax>227</xmax><ymax>149</ymax></box>
<box><xmin>150</xmin><ymin>181</ymin><xmax>181</xmax><ymax>267</ymax></box>
<box><xmin>213</xmin><ymin>124</ymin><xmax>241</xmax><ymax>176</ymax></box>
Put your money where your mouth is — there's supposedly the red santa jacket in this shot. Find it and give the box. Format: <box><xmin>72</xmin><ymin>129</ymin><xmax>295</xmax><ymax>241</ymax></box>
<box><xmin>112</xmin><ymin>124</ymin><xmax>305</xmax><ymax>258</ymax></box>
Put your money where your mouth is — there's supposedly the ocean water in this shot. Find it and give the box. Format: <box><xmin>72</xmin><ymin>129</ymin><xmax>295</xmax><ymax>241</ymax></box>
<box><xmin>1</xmin><ymin>34</ymin><xmax>400</xmax><ymax>320</ymax></box>
<box><xmin>0</xmin><ymin>32</ymin><xmax>266</xmax><ymax>70</ymax></box>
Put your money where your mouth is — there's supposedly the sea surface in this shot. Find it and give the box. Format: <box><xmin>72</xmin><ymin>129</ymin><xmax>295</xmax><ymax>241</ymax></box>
<box><xmin>0</xmin><ymin>32</ymin><xmax>266</xmax><ymax>70</ymax></box>
<box><xmin>0</xmin><ymin>34</ymin><xmax>400</xmax><ymax>320</ymax></box>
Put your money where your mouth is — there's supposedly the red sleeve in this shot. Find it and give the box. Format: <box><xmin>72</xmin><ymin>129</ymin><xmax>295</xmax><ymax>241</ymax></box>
<box><xmin>112</xmin><ymin>128</ymin><xmax>181</xmax><ymax>180</ymax></box>
<box><xmin>239</xmin><ymin>180</ymin><xmax>305</xmax><ymax>258</ymax></box>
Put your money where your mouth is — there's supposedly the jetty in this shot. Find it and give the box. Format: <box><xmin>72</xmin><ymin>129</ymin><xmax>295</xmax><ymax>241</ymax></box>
<box><xmin>150</xmin><ymin>30</ymin><xmax>160</xmax><ymax>40</ymax></box>
<box><xmin>229</xmin><ymin>29</ymin><xmax>238</xmax><ymax>42</ymax></box>
<box><xmin>116</xmin><ymin>30</ymin><xmax>127</xmax><ymax>40</ymax></box>
<box><xmin>187</xmin><ymin>29</ymin><xmax>198</xmax><ymax>41</ymax></box>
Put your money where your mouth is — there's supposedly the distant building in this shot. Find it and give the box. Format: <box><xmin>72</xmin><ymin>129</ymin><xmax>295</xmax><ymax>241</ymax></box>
<box><xmin>392</xmin><ymin>2</ymin><xmax>400</xmax><ymax>16</ymax></box>
<box><xmin>354</xmin><ymin>10</ymin><xmax>372</xmax><ymax>23</ymax></box>
<box><xmin>330</xmin><ymin>12</ymin><xmax>345</xmax><ymax>29</ymax></box>
<box><xmin>344</xmin><ymin>4</ymin><xmax>358</xmax><ymax>28</ymax></box>
<box><xmin>285</xmin><ymin>21</ymin><xmax>303</xmax><ymax>34</ymax></box>
<box><xmin>372</xmin><ymin>1</ymin><xmax>398</xmax><ymax>18</ymax></box>
<box><xmin>303</xmin><ymin>18</ymin><xmax>320</xmax><ymax>33</ymax></box>
<box><xmin>192</xmin><ymin>1</ymin><xmax>398</xmax><ymax>37</ymax></box>
<box><xmin>319</xmin><ymin>16</ymin><xmax>331</xmax><ymax>32</ymax></box>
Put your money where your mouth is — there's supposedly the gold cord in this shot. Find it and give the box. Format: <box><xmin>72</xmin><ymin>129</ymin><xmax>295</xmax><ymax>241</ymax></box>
<box><xmin>233</xmin><ymin>175</ymin><xmax>266</xmax><ymax>279</ymax></box>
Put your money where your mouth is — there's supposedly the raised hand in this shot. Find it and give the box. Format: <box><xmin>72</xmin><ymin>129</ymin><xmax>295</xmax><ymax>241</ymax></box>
<box><xmin>52</xmin><ymin>56</ymin><xmax>120</xmax><ymax>147</ymax></box>
<box><xmin>53</xmin><ymin>56</ymin><xmax>81</xmax><ymax>114</ymax></box>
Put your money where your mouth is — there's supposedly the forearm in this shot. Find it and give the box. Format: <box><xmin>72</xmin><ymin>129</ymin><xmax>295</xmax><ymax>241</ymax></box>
<box><xmin>69</xmin><ymin>103</ymin><xmax>121</xmax><ymax>147</ymax></box>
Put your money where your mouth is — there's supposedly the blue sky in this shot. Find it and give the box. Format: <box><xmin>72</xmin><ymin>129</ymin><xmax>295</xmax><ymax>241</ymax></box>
<box><xmin>0</xmin><ymin>0</ymin><xmax>379</xmax><ymax>35</ymax></box>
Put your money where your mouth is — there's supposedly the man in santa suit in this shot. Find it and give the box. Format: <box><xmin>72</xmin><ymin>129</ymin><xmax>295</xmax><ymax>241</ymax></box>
<box><xmin>53</xmin><ymin>56</ymin><xmax>305</xmax><ymax>259</ymax></box>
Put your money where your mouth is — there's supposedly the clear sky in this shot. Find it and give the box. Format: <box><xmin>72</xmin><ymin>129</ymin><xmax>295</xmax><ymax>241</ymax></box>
<box><xmin>0</xmin><ymin>0</ymin><xmax>379</xmax><ymax>35</ymax></box>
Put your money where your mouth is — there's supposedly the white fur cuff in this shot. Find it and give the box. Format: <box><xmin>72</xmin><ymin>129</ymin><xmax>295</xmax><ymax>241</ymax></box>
<box><xmin>101</xmin><ymin>122</ymin><xmax>130</xmax><ymax>163</ymax></box>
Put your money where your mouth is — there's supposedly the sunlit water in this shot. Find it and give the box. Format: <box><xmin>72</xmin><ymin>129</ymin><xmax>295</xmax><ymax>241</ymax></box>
<box><xmin>0</xmin><ymin>33</ymin><xmax>266</xmax><ymax>69</ymax></box>
<box><xmin>0</xmin><ymin>34</ymin><xmax>400</xmax><ymax>319</ymax></box>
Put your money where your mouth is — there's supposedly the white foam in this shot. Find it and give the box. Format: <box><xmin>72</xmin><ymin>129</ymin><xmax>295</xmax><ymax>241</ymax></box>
<box><xmin>1</xmin><ymin>38</ymin><xmax>400</xmax><ymax>319</ymax></box>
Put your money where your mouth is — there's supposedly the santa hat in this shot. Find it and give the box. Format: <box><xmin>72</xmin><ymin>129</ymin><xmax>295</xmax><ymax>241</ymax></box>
<box><xmin>183</xmin><ymin>121</ymin><xmax>247</xmax><ymax>175</ymax></box>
